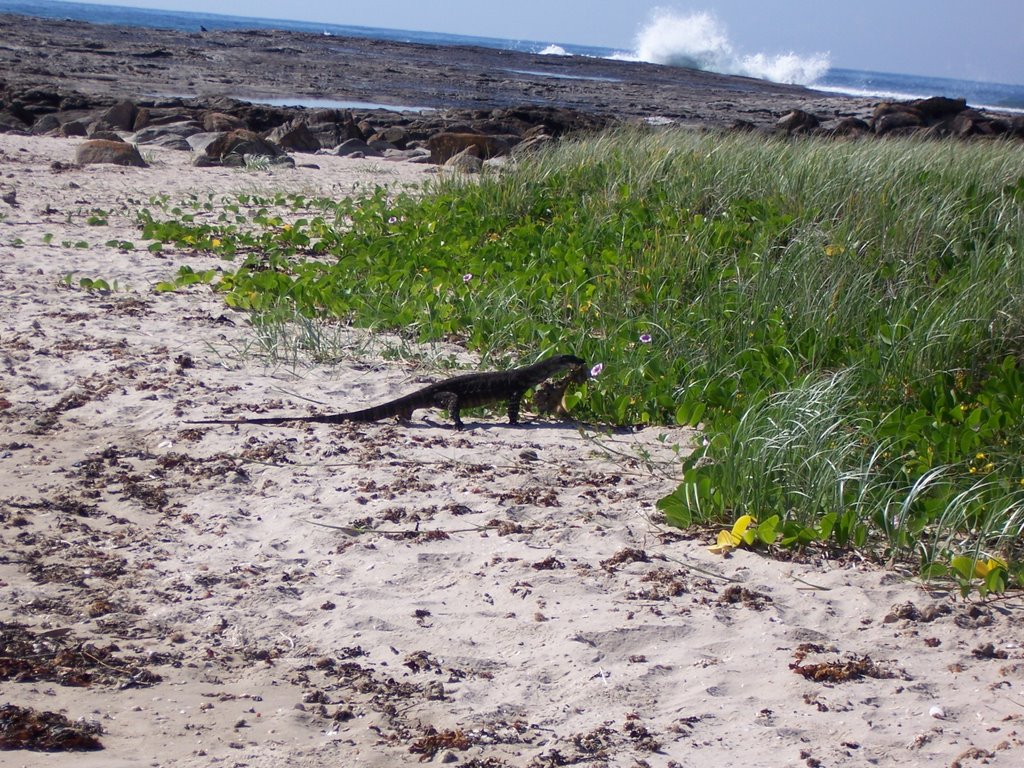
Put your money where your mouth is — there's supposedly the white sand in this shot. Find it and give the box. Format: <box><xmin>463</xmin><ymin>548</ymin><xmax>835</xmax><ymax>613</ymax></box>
<box><xmin>1</xmin><ymin>134</ymin><xmax>1022</xmax><ymax>767</ymax></box>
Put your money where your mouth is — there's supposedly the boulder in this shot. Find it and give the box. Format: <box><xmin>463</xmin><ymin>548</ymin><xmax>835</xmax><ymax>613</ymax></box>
<box><xmin>873</xmin><ymin>108</ymin><xmax>923</xmax><ymax>135</ymax></box>
<box><xmin>31</xmin><ymin>114</ymin><xmax>62</xmax><ymax>135</ymax></box>
<box><xmin>953</xmin><ymin>110</ymin><xmax>998</xmax><ymax>137</ymax></box>
<box><xmin>142</xmin><ymin>111</ymin><xmax>195</xmax><ymax>127</ymax></box>
<box><xmin>909</xmin><ymin>96</ymin><xmax>967</xmax><ymax>122</ymax></box>
<box><xmin>59</xmin><ymin>93</ymin><xmax>92</xmax><ymax>111</ymax></box>
<box><xmin>60</xmin><ymin>120</ymin><xmax>89</xmax><ymax>137</ymax></box>
<box><xmin>367</xmin><ymin>139</ymin><xmax>399</xmax><ymax>153</ymax></box>
<box><xmin>329</xmin><ymin>138</ymin><xmax>382</xmax><ymax>158</ymax></box>
<box><xmin>75</xmin><ymin>139</ymin><xmax>147</xmax><ymax>167</ymax></box>
<box><xmin>776</xmin><ymin>109</ymin><xmax>820</xmax><ymax>133</ymax></box>
<box><xmin>132</xmin><ymin>121</ymin><xmax>203</xmax><ymax>145</ymax></box>
<box><xmin>88</xmin><ymin>130</ymin><xmax>125</xmax><ymax>142</ymax></box>
<box><xmin>830</xmin><ymin>117</ymin><xmax>870</xmax><ymax>136</ymax></box>
<box><xmin>427</xmin><ymin>132</ymin><xmax>513</xmax><ymax>164</ymax></box>
<box><xmin>187</xmin><ymin>131</ymin><xmax>226</xmax><ymax>154</ymax></box>
<box><xmin>203</xmin><ymin>111</ymin><xmax>247</xmax><ymax>132</ymax></box>
<box><xmin>368</xmin><ymin>125</ymin><xmax>408</xmax><ymax>148</ymax></box>
<box><xmin>201</xmin><ymin>129</ymin><xmax>289</xmax><ymax>165</ymax></box>
<box><xmin>98</xmin><ymin>100</ymin><xmax>138</xmax><ymax>132</ymax></box>
<box><xmin>0</xmin><ymin>111</ymin><xmax>28</xmax><ymax>134</ymax></box>
<box><xmin>445</xmin><ymin>144</ymin><xmax>483</xmax><ymax>173</ymax></box>
<box><xmin>266</xmin><ymin>119</ymin><xmax>320</xmax><ymax>152</ymax></box>
<box><xmin>511</xmin><ymin>133</ymin><xmax>553</xmax><ymax>155</ymax></box>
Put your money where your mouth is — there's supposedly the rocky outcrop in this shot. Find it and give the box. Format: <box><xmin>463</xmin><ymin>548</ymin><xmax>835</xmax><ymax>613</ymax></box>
<box><xmin>869</xmin><ymin>96</ymin><xmax>1009</xmax><ymax>137</ymax></box>
<box><xmin>75</xmin><ymin>139</ymin><xmax>147</xmax><ymax>167</ymax></box>
<box><xmin>3</xmin><ymin>77</ymin><xmax>1021</xmax><ymax>173</ymax></box>
<box><xmin>771</xmin><ymin>96</ymin><xmax>1021</xmax><ymax>141</ymax></box>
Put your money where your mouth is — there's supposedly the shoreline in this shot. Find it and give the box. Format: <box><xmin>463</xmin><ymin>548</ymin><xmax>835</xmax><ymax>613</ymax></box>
<box><xmin>2</xmin><ymin>11</ymin><xmax>1021</xmax><ymax>164</ymax></box>
<box><xmin>0</xmin><ymin>11</ymin><xmax>874</xmax><ymax>126</ymax></box>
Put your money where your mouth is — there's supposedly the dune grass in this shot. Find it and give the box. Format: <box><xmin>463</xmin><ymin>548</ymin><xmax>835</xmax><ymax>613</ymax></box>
<box><xmin>149</xmin><ymin>127</ymin><xmax>1024</xmax><ymax>592</ymax></box>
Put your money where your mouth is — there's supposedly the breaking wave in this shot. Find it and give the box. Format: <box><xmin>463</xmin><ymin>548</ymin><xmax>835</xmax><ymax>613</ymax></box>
<box><xmin>626</xmin><ymin>9</ymin><xmax>829</xmax><ymax>86</ymax></box>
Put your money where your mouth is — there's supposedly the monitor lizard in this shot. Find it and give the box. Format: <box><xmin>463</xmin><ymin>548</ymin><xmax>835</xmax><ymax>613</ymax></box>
<box><xmin>189</xmin><ymin>353</ymin><xmax>587</xmax><ymax>430</ymax></box>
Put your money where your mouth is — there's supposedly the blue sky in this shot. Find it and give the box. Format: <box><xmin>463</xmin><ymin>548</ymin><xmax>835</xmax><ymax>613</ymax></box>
<box><xmin>79</xmin><ymin>1</ymin><xmax>1024</xmax><ymax>85</ymax></box>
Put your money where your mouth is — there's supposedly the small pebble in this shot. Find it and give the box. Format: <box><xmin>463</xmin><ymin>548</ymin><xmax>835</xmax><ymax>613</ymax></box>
<box><xmin>929</xmin><ymin>705</ymin><xmax>946</xmax><ymax>720</ymax></box>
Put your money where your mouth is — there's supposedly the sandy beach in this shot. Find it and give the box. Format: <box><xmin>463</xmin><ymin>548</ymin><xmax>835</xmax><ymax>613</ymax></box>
<box><xmin>0</xmin><ymin>7</ymin><xmax>1023</xmax><ymax>764</ymax></box>
<box><xmin>1</xmin><ymin>130</ymin><xmax>1023</xmax><ymax>767</ymax></box>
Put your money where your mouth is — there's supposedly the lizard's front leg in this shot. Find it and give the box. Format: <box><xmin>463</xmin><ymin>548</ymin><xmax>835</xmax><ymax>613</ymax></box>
<box><xmin>433</xmin><ymin>391</ymin><xmax>464</xmax><ymax>429</ymax></box>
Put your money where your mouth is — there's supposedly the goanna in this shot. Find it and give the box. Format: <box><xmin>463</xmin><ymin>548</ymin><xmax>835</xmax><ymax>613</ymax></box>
<box><xmin>190</xmin><ymin>353</ymin><xmax>587</xmax><ymax>430</ymax></box>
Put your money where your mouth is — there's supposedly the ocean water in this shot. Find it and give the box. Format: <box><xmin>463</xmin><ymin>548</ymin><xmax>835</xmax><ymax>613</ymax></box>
<box><xmin>4</xmin><ymin>0</ymin><xmax>1023</xmax><ymax>113</ymax></box>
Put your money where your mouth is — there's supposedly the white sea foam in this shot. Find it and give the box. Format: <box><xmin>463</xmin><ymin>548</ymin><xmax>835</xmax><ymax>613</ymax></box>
<box><xmin>539</xmin><ymin>44</ymin><xmax>569</xmax><ymax>56</ymax></box>
<box><xmin>631</xmin><ymin>9</ymin><xmax>829</xmax><ymax>86</ymax></box>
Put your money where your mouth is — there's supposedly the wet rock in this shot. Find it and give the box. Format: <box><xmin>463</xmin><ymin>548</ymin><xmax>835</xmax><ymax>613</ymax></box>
<box><xmin>75</xmin><ymin>138</ymin><xmax>147</xmax><ymax>167</ymax></box>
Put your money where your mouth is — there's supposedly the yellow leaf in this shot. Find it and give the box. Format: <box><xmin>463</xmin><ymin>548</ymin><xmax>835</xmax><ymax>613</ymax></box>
<box><xmin>731</xmin><ymin>514</ymin><xmax>757</xmax><ymax>538</ymax></box>
<box><xmin>708</xmin><ymin>528</ymin><xmax>740</xmax><ymax>555</ymax></box>
<box><xmin>974</xmin><ymin>557</ymin><xmax>1007</xmax><ymax>578</ymax></box>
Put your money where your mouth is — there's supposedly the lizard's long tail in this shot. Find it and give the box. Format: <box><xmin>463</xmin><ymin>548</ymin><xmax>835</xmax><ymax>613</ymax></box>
<box><xmin>187</xmin><ymin>412</ymin><xmax>357</xmax><ymax>426</ymax></box>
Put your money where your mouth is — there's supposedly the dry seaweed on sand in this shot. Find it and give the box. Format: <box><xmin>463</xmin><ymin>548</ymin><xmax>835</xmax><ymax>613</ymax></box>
<box><xmin>0</xmin><ymin>704</ymin><xmax>103</xmax><ymax>752</ymax></box>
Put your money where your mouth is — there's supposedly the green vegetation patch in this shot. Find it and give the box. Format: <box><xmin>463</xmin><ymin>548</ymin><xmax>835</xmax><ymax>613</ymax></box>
<box><xmin>149</xmin><ymin>129</ymin><xmax>1024</xmax><ymax>592</ymax></box>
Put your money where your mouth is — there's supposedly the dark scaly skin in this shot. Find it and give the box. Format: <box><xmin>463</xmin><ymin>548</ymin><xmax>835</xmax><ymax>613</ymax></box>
<box><xmin>190</xmin><ymin>354</ymin><xmax>586</xmax><ymax>430</ymax></box>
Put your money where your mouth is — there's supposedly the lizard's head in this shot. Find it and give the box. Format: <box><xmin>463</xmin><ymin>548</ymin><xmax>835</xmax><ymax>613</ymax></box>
<box><xmin>549</xmin><ymin>354</ymin><xmax>586</xmax><ymax>370</ymax></box>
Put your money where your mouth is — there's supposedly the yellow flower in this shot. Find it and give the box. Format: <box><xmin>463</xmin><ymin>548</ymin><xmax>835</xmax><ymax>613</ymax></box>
<box><xmin>976</xmin><ymin>452</ymin><xmax>987</xmax><ymax>460</ymax></box>
<box><xmin>211</xmin><ymin>238</ymin><xmax>222</xmax><ymax>248</ymax></box>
